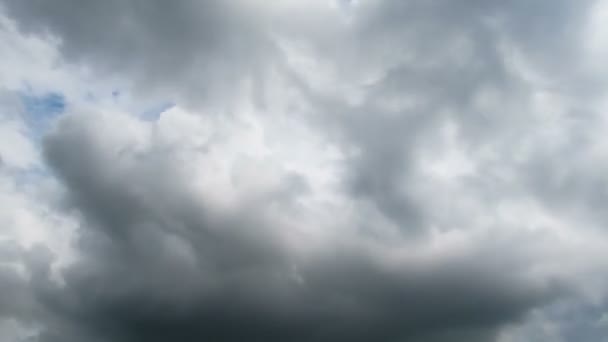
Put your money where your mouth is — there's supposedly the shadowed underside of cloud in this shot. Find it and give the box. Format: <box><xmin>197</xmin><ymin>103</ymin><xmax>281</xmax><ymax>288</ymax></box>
<box><xmin>31</xmin><ymin>110</ymin><xmax>566</xmax><ymax>342</ymax></box>
<box><xmin>2</xmin><ymin>1</ymin><xmax>608</xmax><ymax>341</ymax></box>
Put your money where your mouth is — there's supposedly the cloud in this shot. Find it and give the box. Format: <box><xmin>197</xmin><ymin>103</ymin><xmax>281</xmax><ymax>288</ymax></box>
<box><xmin>24</xmin><ymin>104</ymin><xmax>580</xmax><ymax>341</ymax></box>
<box><xmin>1</xmin><ymin>0</ymin><xmax>608</xmax><ymax>341</ymax></box>
<box><xmin>0</xmin><ymin>0</ymin><xmax>277</xmax><ymax>108</ymax></box>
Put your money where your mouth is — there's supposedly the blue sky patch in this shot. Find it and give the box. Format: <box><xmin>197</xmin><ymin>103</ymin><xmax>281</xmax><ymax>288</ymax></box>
<box><xmin>141</xmin><ymin>101</ymin><xmax>175</xmax><ymax>121</ymax></box>
<box><xmin>22</xmin><ymin>92</ymin><xmax>66</xmax><ymax>120</ymax></box>
<box><xmin>20</xmin><ymin>91</ymin><xmax>66</xmax><ymax>141</ymax></box>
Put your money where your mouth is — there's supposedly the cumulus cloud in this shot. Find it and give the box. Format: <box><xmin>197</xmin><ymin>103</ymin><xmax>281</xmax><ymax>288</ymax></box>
<box><xmin>2</xmin><ymin>1</ymin><xmax>608</xmax><ymax>341</ymax></box>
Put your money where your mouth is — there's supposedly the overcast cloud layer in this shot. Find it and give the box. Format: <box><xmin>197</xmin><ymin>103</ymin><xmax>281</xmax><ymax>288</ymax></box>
<box><xmin>2</xmin><ymin>1</ymin><xmax>608</xmax><ymax>341</ymax></box>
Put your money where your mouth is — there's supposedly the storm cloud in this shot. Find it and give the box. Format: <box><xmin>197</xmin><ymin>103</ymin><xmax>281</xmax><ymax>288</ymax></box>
<box><xmin>2</xmin><ymin>1</ymin><xmax>608</xmax><ymax>341</ymax></box>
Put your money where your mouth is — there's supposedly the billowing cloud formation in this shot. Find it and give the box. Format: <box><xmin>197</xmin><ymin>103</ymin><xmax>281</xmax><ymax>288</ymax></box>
<box><xmin>2</xmin><ymin>1</ymin><xmax>608</xmax><ymax>341</ymax></box>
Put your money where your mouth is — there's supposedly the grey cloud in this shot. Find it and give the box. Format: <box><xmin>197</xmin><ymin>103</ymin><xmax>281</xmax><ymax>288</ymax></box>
<box><xmin>281</xmin><ymin>0</ymin><xmax>603</xmax><ymax>237</ymax></box>
<box><xmin>1</xmin><ymin>0</ymin><xmax>608</xmax><ymax>341</ymax></box>
<box><xmin>25</xmin><ymin>110</ymin><xmax>566</xmax><ymax>341</ymax></box>
<box><xmin>501</xmin><ymin>298</ymin><xmax>608</xmax><ymax>341</ymax></box>
<box><xmin>0</xmin><ymin>0</ymin><xmax>275</xmax><ymax>107</ymax></box>
<box><xmin>0</xmin><ymin>241</ymin><xmax>55</xmax><ymax>337</ymax></box>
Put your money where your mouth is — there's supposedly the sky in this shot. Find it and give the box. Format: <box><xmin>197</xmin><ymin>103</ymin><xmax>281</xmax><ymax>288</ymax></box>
<box><xmin>2</xmin><ymin>0</ymin><xmax>608</xmax><ymax>341</ymax></box>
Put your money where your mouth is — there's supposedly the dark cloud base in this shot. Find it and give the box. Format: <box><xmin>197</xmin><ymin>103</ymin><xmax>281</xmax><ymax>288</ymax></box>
<box><xmin>30</xmin><ymin>113</ymin><xmax>561</xmax><ymax>342</ymax></box>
